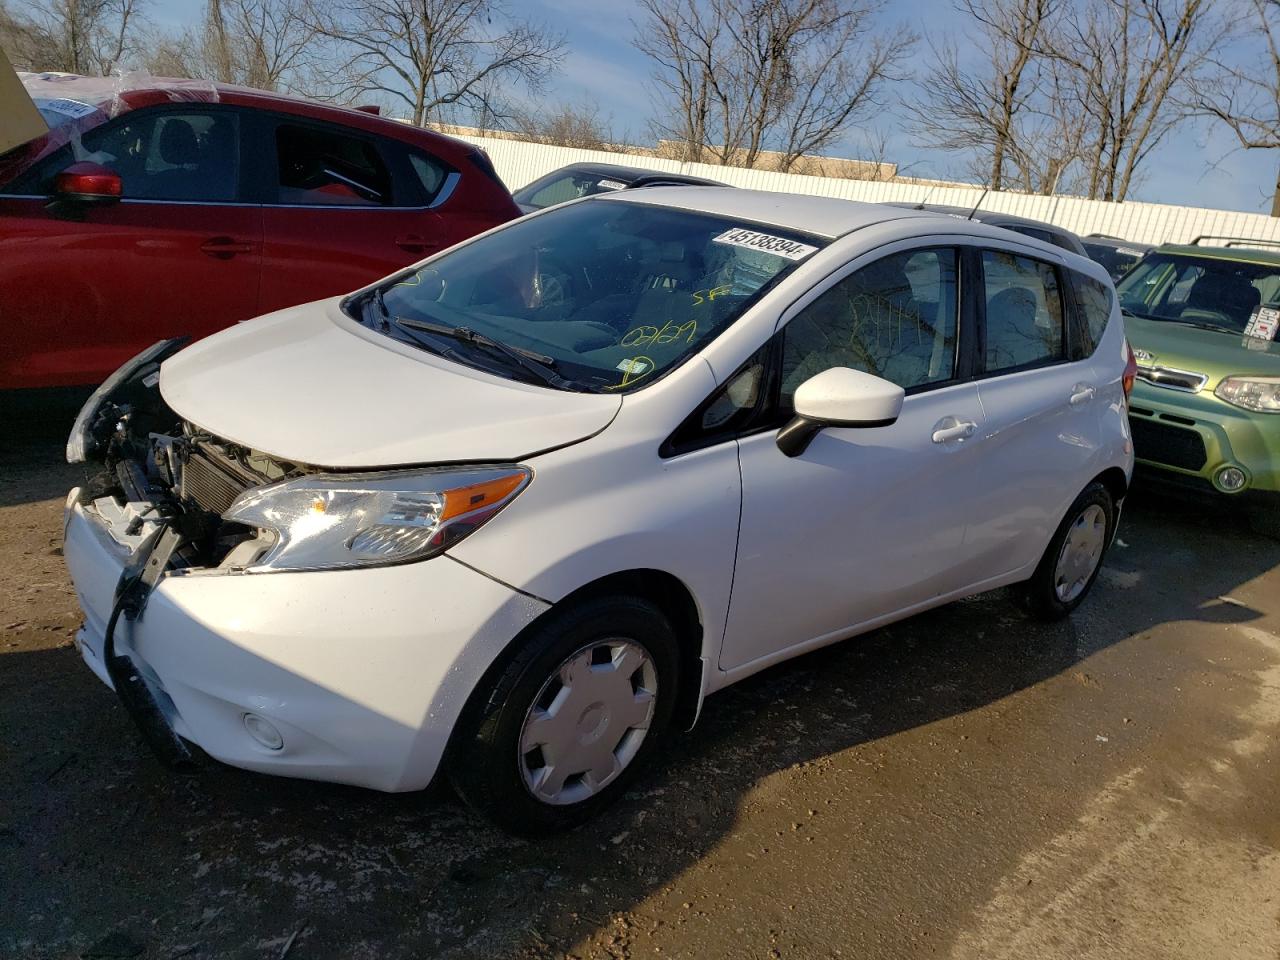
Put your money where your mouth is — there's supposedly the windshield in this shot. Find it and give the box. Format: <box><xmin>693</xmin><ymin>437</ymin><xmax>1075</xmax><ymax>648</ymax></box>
<box><xmin>513</xmin><ymin>171</ymin><xmax>631</xmax><ymax>210</ymax></box>
<box><xmin>370</xmin><ymin>198</ymin><xmax>823</xmax><ymax>392</ymax></box>
<box><xmin>1083</xmin><ymin>242</ymin><xmax>1148</xmax><ymax>283</ymax></box>
<box><xmin>1117</xmin><ymin>252</ymin><xmax>1280</xmax><ymax>335</ymax></box>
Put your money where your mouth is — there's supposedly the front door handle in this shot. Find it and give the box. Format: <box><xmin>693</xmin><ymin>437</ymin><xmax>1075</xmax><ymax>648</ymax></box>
<box><xmin>1069</xmin><ymin>383</ymin><xmax>1096</xmax><ymax>406</ymax></box>
<box><xmin>395</xmin><ymin>234</ymin><xmax>429</xmax><ymax>253</ymax></box>
<box><xmin>932</xmin><ymin>417</ymin><xmax>977</xmax><ymax>444</ymax></box>
<box><xmin>200</xmin><ymin>236</ymin><xmax>255</xmax><ymax>259</ymax></box>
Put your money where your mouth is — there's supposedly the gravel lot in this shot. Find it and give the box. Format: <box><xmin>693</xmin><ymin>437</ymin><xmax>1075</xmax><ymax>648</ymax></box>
<box><xmin>2</xmin><ymin>404</ymin><xmax>1279</xmax><ymax>960</ymax></box>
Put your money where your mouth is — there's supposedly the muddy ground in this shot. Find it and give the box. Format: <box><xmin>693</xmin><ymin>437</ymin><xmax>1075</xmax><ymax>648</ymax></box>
<box><xmin>2</xmin><ymin>401</ymin><xmax>1279</xmax><ymax>960</ymax></box>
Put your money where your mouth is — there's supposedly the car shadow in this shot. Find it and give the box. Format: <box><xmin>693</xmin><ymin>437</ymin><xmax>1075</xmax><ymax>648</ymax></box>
<box><xmin>0</xmin><ymin>391</ymin><xmax>87</xmax><ymax>508</ymax></box>
<box><xmin>4</xmin><ymin>468</ymin><xmax>1278</xmax><ymax>958</ymax></box>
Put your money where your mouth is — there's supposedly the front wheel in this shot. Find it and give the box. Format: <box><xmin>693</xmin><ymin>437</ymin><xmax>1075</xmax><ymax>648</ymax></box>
<box><xmin>448</xmin><ymin>595</ymin><xmax>679</xmax><ymax>834</ymax></box>
<box><xmin>1019</xmin><ymin>482</ymin><xmax>1115</xmax><ymax>621</ymax></box>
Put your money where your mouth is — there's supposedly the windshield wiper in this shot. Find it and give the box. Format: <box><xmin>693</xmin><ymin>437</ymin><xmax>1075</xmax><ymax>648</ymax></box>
<box><xmin>392</xmin><ymin>316</ymin><xmax>588</xmax><ymax>391</ymax></box>
<box><xmin>1164</xmin><ymin>318</ymin><xmax>1238</xmax><ymax>334</ymax></box>
<box><xmin>1122</xmin><ymin>308</ymin><xmax>1235</xmax><ymax>334</ymax></box>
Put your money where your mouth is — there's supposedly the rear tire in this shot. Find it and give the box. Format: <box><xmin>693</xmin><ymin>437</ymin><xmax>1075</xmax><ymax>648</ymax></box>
<box><xmin>448</xmin><ymin>595</ymin><xmax>679</xmax><ymax>835</ymax></box>
<box><xmin>1019</xmin><ymin>482</ymin><xmax>1115</xmax><ymax>621</ymax></box>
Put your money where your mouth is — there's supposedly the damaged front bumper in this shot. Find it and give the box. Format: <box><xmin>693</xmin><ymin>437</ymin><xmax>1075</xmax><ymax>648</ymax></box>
<box><xmin>61</xmin><ymin>346</ymin><xmax>549</xmax><ymax>792</ymax></box>
<box><xmin>64</xmin><ymin>491</ymin><xmax>549</xmax><ymax>791</ymax></box>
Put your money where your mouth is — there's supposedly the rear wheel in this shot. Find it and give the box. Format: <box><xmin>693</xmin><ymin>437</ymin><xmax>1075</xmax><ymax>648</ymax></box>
<box><xmin>449</xmin><ymin>595</ymin><xmax>679</xmax><ymax>834</ymax></box>
<box><xmin>1020</xmin><ymin>482</ymin><xmax>1115</xmax><ymax>621</ymax></box>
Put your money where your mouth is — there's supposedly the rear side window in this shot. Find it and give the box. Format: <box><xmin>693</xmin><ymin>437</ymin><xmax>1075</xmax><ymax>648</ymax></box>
<box><xmin>275</xmin><ymin>124</ymin><xmax>391</xmax><ymax>206</ymax></box>
<box><xmin>1070</xmin><ymin>272</ymin><xmax>1114</xmax><ymax>359</ymax></box>
<box><xmin>982</xmin><ymin>250</ymin><xmax>1065</xmax><ymax>372</ymax></box>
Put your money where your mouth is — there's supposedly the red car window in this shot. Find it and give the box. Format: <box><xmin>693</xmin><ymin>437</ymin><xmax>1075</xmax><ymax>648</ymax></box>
<box><xmin>275</xmin><ymin>123</ymin><xmax>391</xmax><ymax>206</ymax></box>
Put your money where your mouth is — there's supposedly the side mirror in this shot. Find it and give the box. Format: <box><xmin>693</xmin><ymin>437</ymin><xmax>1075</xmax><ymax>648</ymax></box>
<box><xmin>776</xmin><ymin>367</ymin><xmax>904</xmax><ymax>458</ymax></box>
<box><xmin>47</xmin><ymin>162</ymin><xmax>122</xmax><ymax>219</ymax></box>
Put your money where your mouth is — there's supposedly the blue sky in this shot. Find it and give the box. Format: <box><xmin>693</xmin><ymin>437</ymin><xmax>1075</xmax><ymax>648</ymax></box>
<box><xmin>152</xmin><ymin>0</ymin><xmax>1278</xmax><ymax>214</ymax></box>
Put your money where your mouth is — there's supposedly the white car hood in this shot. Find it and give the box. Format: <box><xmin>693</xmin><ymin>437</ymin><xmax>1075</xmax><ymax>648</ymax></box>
<box><xmin>159</xmin><ymin>302</ymin><xmax>622</xmax><ymax>468</ymax></box>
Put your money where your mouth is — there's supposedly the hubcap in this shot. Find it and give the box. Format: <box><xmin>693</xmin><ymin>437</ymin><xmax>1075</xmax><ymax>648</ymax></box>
<box><xmin>1054</xmin><ymin>504</ymin><xmax>1107</xmax><ymax>603</ymax></box>
<box><xmin>518</xmin><ymin>639</ymin><xmax>658</xmax><ymax>806</ymax></box>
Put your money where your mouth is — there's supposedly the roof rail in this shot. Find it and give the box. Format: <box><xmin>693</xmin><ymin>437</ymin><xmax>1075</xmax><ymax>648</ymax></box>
<box><xmin>1190</xmin><ymin>234</ymin><xmax>1280</xmax><ymax>250</ymax></box>
<box><xmin>1087</xmin><ymin>232</ymin><xmax>1124</xmax><ymax>240</ymax></box>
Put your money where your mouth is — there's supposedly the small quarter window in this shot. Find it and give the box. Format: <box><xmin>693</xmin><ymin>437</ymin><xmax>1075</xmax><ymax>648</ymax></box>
<box><xmin>981</xmin><ymin>250</ymin><xmax>1065</xmax><ymax>372</ymax></box>
<box><xmin>407</xmin><ymin>151</ymin><xmax>448</xmax><ymax>202</ymax></box>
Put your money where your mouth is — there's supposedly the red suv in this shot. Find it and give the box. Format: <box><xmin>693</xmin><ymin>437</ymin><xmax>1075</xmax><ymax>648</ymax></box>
<box><xmin>0</xmin><ymin>74</ymin><xmax>520</xmax><ymax>390</ymax></box>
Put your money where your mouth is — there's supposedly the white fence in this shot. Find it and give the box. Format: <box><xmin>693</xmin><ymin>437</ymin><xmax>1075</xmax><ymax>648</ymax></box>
<box><xmin>460</xmin><ymin>134</ymin><xmax>1280</xmax><ymax>248</ymax></box>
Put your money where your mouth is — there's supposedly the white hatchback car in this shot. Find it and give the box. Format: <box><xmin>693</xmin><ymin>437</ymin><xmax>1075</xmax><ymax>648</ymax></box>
<box><xmin>63</xmin><ymin>188</ymin><xmax>1135</xmax><ymax>832</ymax></box>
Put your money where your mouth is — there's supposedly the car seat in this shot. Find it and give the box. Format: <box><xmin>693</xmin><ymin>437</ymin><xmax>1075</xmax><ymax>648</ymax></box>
<box><xmin>148</xmin><ymin>118</ymin><xmax>202</xmax><ymax>199</ymax></box>
<box><xmin>985</xmin><ymin>286</ymin><xmax>1047</xmax><ymax>369</ymax></box>
<box><xmin>1180</xmin><ymin>272</ymin><xmax>1260</xmax><ymax>330</ymax></box>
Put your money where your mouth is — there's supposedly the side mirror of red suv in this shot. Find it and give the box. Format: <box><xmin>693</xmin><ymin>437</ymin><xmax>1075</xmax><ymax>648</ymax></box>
<box><xmin>47</xmin><ymin>162</ymin><xmax>122</xmax><ymax>219</ymax></box>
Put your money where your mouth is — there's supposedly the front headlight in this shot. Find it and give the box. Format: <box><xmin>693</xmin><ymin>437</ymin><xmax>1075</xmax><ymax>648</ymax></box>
<box><xmin>222</xmin><ymin>466</ymin><xmax>530</xmax><ymax>572</ymax></box>
<box><xmin>1215</xmin><ymin>376</ymin><xmax>1280</xmax><ymax>414</ymax></box>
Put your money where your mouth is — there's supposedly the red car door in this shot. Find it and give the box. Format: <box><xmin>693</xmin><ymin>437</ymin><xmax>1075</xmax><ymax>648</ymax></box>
<box><xmin>256</xmin><ymin>117</ymin><xmax>455</xmax><ymax>313</ymax></box>
<box><xmin>0</xmin><ymin>104</ymin><xmax>261</xmax><ymax>390</ymax></box>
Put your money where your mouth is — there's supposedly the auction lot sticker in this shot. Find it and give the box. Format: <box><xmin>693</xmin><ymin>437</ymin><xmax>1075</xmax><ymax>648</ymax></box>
<box><xmin>713</xmin><ymin>228</ymin><xmax>818</xmax><ymax>261</ymax></box>
<box><xmin>1245</xmin><ymin>306</ymin><xmax>1280</xmax><ymax>342</ymax></box>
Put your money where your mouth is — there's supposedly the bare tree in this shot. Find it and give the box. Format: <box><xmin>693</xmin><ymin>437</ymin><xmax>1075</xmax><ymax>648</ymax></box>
<box><xmin>4</xmin><ymin>0</ymin><xmax>146</xmax><ymax>74</ymax></box>
<box><xmin>1187</xmin><ymin>0</ymin><xmax>1280</xmax><ymax>214</ymax></box>
<box><xmin>1048</xmin><ymin>0</ymin><xmax>1229</xmax><ymax>201</ymax></box>
<box><xmin>907</xmin><ymin>0</ymin><xmax>1060</xmax><ymax>191</ymax></box>
<box><xmin>510</xmin><ymin>101</ymin><xmax>616</xmax><ymax>150</ymax></box>
<box><xmin>303</xmin><ymin>0</ymin><xmax>565</xmax><ymax>126</ymax></box>
<box><xmin>636</xmin><ymin>0</ymin><xmax>914</xmax><ymax>171</ymax></box>
<box><xmin>160</xmin><ymin>0</ymin><xmax>315</xmax><ymax>90</ymax></box>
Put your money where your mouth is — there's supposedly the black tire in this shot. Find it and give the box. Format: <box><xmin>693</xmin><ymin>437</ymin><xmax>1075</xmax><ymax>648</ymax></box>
<box><xmin>448</xmin><ymin>595</ymin><xmax>679</xmax><ymax>835</ymax></box>
<box><xmin>1019</xmin><ymin>482</ymin><xmax>1115</xmax><ymax>621</ymax></box>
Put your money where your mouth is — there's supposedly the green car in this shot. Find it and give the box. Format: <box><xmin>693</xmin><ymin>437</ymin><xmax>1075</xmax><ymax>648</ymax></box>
<box><xmin>1117</xmin><ymin>241</ymin><xmax>1280</xmax><ymax>536</ymax></box>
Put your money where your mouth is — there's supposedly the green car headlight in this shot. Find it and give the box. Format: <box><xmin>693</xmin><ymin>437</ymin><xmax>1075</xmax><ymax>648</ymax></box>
<box><xmin>1214</xmin><ymin>376</ymin><xmax>1280</xmax><ymax>414</ymax></box>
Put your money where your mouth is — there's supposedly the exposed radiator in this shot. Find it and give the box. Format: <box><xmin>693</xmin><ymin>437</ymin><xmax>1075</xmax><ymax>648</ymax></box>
<box><xmin>178</xmin><ymin>449</ymin><xmax>253</xmax><ymax>515</ymax></box>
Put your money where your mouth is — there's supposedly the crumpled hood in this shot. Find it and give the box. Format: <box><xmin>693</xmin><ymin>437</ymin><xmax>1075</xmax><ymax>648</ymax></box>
<box><xmin>159</xmin><ymin>301</ymin><xmax>621</xmax><ymax>468</ymax></box>
<box><xmin>1124</xmin><ymin>314</ymin><xmax>1280</xmax><ymax>387</ymax></box>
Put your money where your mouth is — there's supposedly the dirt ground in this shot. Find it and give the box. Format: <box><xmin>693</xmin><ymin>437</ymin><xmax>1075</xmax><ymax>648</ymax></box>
<box><xmin>2</xmin><ymin>403</ymin><xmax>1279</xmax><ymax>960</ymax></box>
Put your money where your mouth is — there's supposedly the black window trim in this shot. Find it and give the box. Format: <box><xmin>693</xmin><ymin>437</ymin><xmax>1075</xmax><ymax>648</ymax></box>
<box><xmin>661</xmin><ymin>240</ymin><xmax>979</xmax><ymax>459</ymax></box>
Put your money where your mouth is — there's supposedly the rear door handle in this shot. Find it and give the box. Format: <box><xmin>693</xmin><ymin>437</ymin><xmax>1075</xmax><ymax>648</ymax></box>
<box><xmin>200</xmin><ymin>236</ymin><xmax>255</xmax><ymax>258</ymax></box>
<box><xmin>1069</xmin><ymin>383</ymin><xmax>1096</xmax><ymax>406</ymax></box>
<box><xmin>932</xmin><ymin>417</ymin><xmax>977</xmax><ymax>444</ymax></box>
<box><xmin>395</xmin><ymin>234</ymin><xmax>429</xmax><ymax>253</ymax></box>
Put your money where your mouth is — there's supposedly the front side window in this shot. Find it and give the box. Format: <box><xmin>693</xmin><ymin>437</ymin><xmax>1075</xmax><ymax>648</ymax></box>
<box><xmin>275</xmin><ymin>124</ymin><xmax>391</xmax><ymax>206</ymax></box>
<box><xmin>75</xmin><ymin>109</ymin><xmax>240</xmax><ymax>201</ymax></box>
<box><xmin>372</xmin><ymin>199</ymin><xmax>823</xmax><ymax>392</ymax></box>
<box><xmin>982</xmin><ymin>250</ymin><xmax>1065</xmax><ymax>372</ymax></box>
<box><xmin>780</xmin><ymin>247</ymin><xmax>959</xmax><ymax>404</ymax></box>
<box><xmin>1116</xmin><ymin>252</ymin><xmax>1280</xmax><ymax>335</ymax></box>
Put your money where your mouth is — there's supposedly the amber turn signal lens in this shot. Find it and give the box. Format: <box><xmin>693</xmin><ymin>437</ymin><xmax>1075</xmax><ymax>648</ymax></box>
<box><xmin>440</xmin><ymin>472</ymin><xmax>526</xmax><ymax>521</ymax></box>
